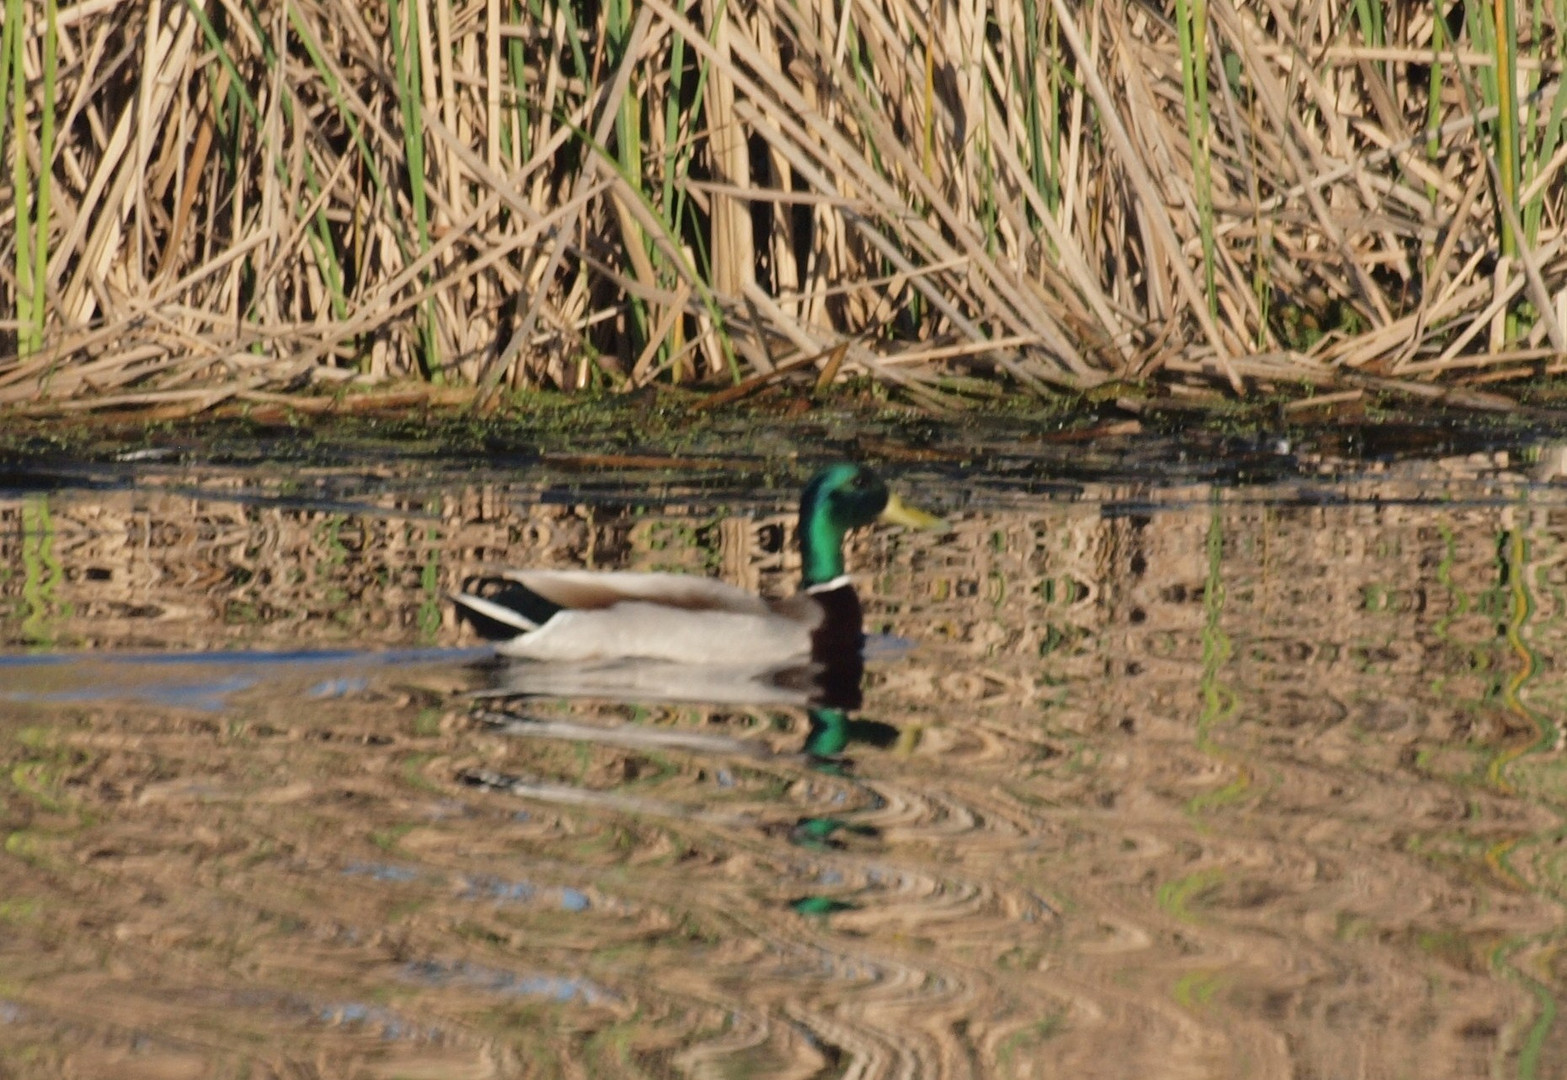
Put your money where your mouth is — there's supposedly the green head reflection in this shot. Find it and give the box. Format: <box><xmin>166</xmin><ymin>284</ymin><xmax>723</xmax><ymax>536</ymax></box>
<box><xmin>803</xmin><ymin>708</ymin><xmax>900</xmax><ymax>761</ymax></box>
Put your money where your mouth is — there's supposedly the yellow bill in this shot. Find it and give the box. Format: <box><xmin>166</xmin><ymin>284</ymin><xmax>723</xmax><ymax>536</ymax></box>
<box><xmin>879</xmin><ymin>492</ymin><xmax>947</xmax><ymax>531</ymax></box>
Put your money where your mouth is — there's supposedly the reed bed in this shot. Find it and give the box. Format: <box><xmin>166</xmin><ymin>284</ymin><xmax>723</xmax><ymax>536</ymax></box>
<box><xmin>1</xmin><ymin>0</ymin><xmax>1565</xmax><ymax>412</ymax></box>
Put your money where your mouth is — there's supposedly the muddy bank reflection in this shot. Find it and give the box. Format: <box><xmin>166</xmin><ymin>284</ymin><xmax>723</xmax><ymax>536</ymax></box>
<box><xmin>2</xmin><ymin>454</ymin><xmax>1567</xmax><ymax>1077</ymax></box>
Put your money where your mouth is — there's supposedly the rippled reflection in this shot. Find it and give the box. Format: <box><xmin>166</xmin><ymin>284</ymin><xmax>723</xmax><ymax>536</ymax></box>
<box><xmin>4</xmin><ymin>453</ymin><xmax>1567</xmax><ymax>1077</ymax></box>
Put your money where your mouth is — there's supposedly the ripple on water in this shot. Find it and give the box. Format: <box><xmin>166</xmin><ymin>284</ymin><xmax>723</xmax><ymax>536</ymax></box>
<box><xmin>4</xmin><ymin>454</ymin><xmax>1567</xmax><ymax>1076</ymax></box>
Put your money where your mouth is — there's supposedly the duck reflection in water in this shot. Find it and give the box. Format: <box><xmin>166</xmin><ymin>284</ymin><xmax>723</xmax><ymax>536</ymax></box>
<box><xmin>455</xmin><ymin>461</ymin><xmax>943</xmax><ymax>733</ymax></box>
<box><xmin>454</xmin><ymin>464</ymin><xmax>943</xmax><ymax>917</ymax></box>
<box><xmin>782</xmin><ymin>706</ymin><xmax>894</xmax><ymax>917</ymax></box>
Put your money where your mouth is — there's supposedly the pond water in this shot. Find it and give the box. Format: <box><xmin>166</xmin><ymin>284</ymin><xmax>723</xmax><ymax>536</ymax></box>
<box><xmin>4</xmin><ymin>437</ymin><xmax>1567</xmax><ymax>1078</ymax></box>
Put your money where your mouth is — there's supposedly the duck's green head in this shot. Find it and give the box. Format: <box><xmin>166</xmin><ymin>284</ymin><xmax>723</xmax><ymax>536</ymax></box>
<box><xmin>797</xmin><ymin>463</ymin><xmax>944</xmax><ymax>587</ymax></box>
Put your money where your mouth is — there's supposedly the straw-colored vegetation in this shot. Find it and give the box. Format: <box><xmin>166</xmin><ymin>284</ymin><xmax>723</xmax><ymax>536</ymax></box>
<box><xmin>1</xmin><ymin>0</ymin><xmax>1565</xmax><ymax>412</ymax></box>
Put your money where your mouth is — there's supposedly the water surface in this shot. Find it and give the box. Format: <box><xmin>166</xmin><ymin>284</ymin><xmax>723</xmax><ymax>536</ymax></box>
<box><xmin>3</xmin><ymin>443</ymin><xmax>1567</xmax><ymax>1078</ymax></box>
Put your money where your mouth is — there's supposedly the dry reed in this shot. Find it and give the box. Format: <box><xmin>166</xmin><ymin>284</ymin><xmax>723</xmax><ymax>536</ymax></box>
<box><xmin>1</xmin><ymin>0</ymin><xmax>1565</xmax><ymax>410</ymax></box>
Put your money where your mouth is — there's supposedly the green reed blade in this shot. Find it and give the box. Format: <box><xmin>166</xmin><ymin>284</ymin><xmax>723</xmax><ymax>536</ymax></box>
<box><xmin>1465</xmin><ymin>0</ymin><xmax>1521</xmax><ymax>257</ymax></box>
<box><xmin>0</xmin><ymin>0</ymin><xmax>13</xmax><ymax>161</ymax></box>
<box><xmin>1425</xmin><ymin>3</ymin><xmax>1449</xmax><ymax>214</ymax></box>
<box><xmin>1175</xmin><ymin>0</ymin><xmax>1218</xmax><ymax>318</ymax></box>
<box><xmin>660</xmin><ymin>0</ymin><xmax>696</xmax><ymax>235</ymax></box>
<box><xmin>606</xmin><ymin>0</ymin><xmax>651</xmax><ymax>353</ymax></box>
<box><xmin>554</xmin><ymin>0</ymin><xmax>590</xmax><ymax>96</ymax></box>
<box><xmin>388</xmin><ymin>0</ymin><xmax>430</xmax><ymax>246</ymax></box>
<box><xmin>505</xmin><ymin>0</ymin><xmax>530</xmax><ymax>163</ymax></box>
<box><xmin>388</xmin><ymin>0</ymin><xmax>439</xmax><ymax>380</ymax></box>
<box><xmin>1350</xmin><ymin>0</ymin><xmax>1385</xmax><ymax>77</ymax></box>
<box><xmin>1019</xmin><ymin>0</ymin><xmax>1061</xmax><ymax>221</ymax></box>
<box><xmin>1493</xmin><ymin>0</ymin><xmax>1520</xmax><ymax>257</ymax></box>
<box><xmin>7</xmin><ymin>0</ymin><xmax>35</xmax><ymax>357</ymax></box>
<box><xmin>182</xmin><ymin>0</ymin><xmax>260</xmax><ymax>123</ymax></box>
<box><xmin>665</xmin><ymin>0</ymin><xmax>716</xmax><ymax>277</ymax></box>
<box><xmin>654</xmin><ymin>0</ymin><xmax>697</xmax><ymax>376</ymax></box>
<box><xmin>25</xmin><ymin>0</ymin><xmax>56</xmax><ymax>358</ymax></box>
<box><xmin>1520</xmin><ymin>0</ymin><xmax>1567</xmax><ymax>247</ymax></box>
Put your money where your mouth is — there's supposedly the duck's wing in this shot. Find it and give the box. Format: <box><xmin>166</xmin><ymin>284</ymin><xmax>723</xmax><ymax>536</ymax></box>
<box><xmin>502</xmin><ymin>569</ymin><xmax>772</xmax><ymax>615</ymax></box>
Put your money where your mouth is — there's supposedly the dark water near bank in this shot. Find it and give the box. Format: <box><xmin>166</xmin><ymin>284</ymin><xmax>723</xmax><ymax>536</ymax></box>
<box><xmin>6</xmin><ymin>435</ymin><xmax>1567</xmax><ymax>1078</ymax></box>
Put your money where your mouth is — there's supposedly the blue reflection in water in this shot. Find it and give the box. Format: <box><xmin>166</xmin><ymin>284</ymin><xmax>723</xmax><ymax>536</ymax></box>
<box><xmin>0</xmin><ymin>646</ymin><xmax>488</xmax><ymax>667</ymax></box>
<box><xmin>342</xmin><ymin>862</ymin><xmax>422</xmax><ymax>884</ymax></box>
<box><xmin>318</xmin><ymin>1001</ymin><xmax>430</xmax><ymax>1040</ymax></box>
<box><xmin>6</xmin><ymin>674</ymin><xmax>257</xmax><ymax>712</ymax></box>
<box><xmin>0</xmin><ymin>647</ymin><xmax>489</xmax><ymax>711</ymax></box>
<box><xmin>308</xmin><ymin>676</ymin><xmax>372</xmax><ymax>698</ymax></box>
<box><xmin>459</xmin><ymin>875</ymin><xmax>592</xmax><ymax>912</ymax></box>
<box><xmin>863</xmin><ymin>632</ymin><xmax>913</xmax><ymax>660</ymax></box>
<box><xmin>462</xmin><ymin>876</ymin><xmax>537</xmax><ymax>903</ymax></box>
<box><xmin>401</xmin><ymin>959</ymin><xmax>615</xmax><ymax>1005</ymax></box>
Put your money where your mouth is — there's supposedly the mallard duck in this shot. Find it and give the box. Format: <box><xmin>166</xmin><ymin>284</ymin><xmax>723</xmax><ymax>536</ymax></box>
<box><xmin>451</xmin><ymin>462</ymin><xmax>944</xmax><ymax>666</ymax></box>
